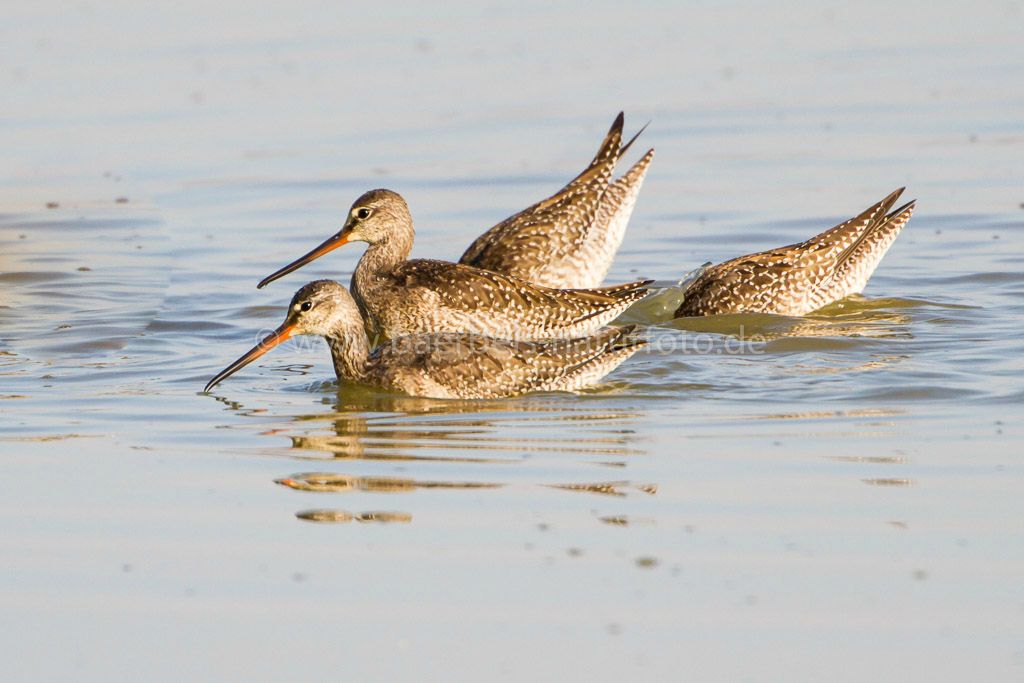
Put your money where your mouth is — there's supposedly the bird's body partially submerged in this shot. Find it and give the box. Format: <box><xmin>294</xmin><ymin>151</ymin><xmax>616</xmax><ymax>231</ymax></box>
<box><xmin>362</xmin><ymin>326</ymin><xmax>644</xmax><ymax>399</ymax></box>
<box><xmin>675</xmin><ymin>188</ymin><xmax>916</xmax><ymax>317</ymax></box>
<box><xmin>205</xmin><ymin>281</ymin><xmax>645</xmax><ymax>399</ymax></box>
<box><xmin>259</xmin><ymin>189</ymin><xmax>651</xmax><ymax>341</ymax></box>
<box><xmin>460</xmin><ymin>112</ymin><xmax>654</xmax><ymax>289</ymax></box>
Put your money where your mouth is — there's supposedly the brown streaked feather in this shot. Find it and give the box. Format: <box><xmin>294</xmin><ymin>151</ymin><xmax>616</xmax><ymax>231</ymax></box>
<box><xmin>801</xmin><ymin>187</ymin><xmax>905</xmax><ymax>257</ymax></box>
<box><xmin>459</xmin><ymin>114</ymin><xmax>624</xmax><ymax>269</ymax></box>
<box><xmin>814</xmin><ymin>200</ymin><xmax>916</xmax><ymax>303</ymax></box>
<box><xmin>331</xmin><ymin>190</ymin><xmax>653</xmax><ymax>341</ymax></box>
<box><xmin>592</xmin><ymin>279</ymin><xmax>656</xmax><ymax>298</ymax></box>
<box><xmin>600</xmin><ymin>149</ymin><xmax>655</xmax><ymax>226</ymax></box>
<box><xmin>675</xmin><ymin>189</ymin><xmax>914</xmax><ymax>317</ymax></box>
<box><xmin>374</xmin><ymin>324</ymin><xmax>645</xmax><ymax>398</ymax></box>
<box><xmin>376</xmin><ymin>259</ymin><xmax>649</xmax><ymax>338</ymax></box>
<box><xmin>459</xmin><ymin>112</ymin><xmax>652</xmax><ymax>289</ymax></box>
<box><xmin>831</xmin><ymin>199</ymin><xmax>914</xmax><ymax>278</ymax></box>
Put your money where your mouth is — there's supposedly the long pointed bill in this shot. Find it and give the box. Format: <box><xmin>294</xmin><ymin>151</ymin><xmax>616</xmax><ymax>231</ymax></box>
<box><xmin>257</xmin><ymin>231</ymin><xmax>350</xmax><ymax>289</ymax></box>
<box><xmin>204</xmin><ymin>322</ymin><xmax>296</xmax><ymax>392</ymax></box>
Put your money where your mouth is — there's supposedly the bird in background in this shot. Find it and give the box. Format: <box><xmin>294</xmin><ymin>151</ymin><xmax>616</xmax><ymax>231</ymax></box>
<box><xmin>675</xmin><ymin>188</ymin><xmax>916</xmax><ymax>317</ymax></box>
<box><xmin>460</xmin><ymin>112</ymin><xmax>654</xmax><ymax>289</ymax></box>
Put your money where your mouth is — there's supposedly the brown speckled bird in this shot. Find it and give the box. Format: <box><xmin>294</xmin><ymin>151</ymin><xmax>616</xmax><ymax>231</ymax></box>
<box><xmin>258</xmin><ymin>190</ymin><xmax>651</xmax><ymax>341</ymax></box>
<box><xmin>460</xmin><ymin>112</ymin><xmax>654</xmax><ymax>288</ymax></box>
<box><xmin>675</xmin><ymin>188</ymin><xmax>916</xmax><ymax>317</ymax></box>
<box><xmin>205</xmin><ymin>281</ymin><xmax>646</xmax><ymax>399</ymax></box>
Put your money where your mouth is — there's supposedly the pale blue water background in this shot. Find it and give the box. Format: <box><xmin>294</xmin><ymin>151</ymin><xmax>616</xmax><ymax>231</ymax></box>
<box><xmin>2</xmin><ymin>1</ymin><xmax>1023</xmax><ymax>681</ymax></box>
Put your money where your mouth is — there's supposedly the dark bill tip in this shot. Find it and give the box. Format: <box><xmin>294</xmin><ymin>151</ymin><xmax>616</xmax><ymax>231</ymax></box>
<box><xmin>257</xmin><ymin>232</ymin><xmax>350</xmax><ymax>289</ymax></box>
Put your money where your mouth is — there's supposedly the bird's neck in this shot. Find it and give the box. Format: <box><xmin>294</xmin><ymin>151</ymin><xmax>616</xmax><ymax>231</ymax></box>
<box><xmin>352</xmin><ymin>227</ymin><xmax>415</xmax><ymax>328</ymax></box>
<box><xmin>326</xmin><ymin>330</ymin><xmax>371</xmax><ymax>383</ymax></box>
<box><xmin>356</xmin><ymin>226</ymin><xmax>414</xmax><ymax>278</ymax></box>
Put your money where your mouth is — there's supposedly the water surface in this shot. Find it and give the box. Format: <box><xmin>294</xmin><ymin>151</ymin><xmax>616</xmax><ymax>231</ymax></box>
<box><xmin>2</xmin><ymin>2</ymin><xmax>1023</xmax><ymax>681</ymax></box>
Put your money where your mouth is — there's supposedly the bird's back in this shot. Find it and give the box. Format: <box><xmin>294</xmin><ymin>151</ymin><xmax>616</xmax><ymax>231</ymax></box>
<box><xmin>676</xmin><ymin>189</ymin><xmax>914</xmax><ymax>317</ymax></box>
<box><xmin>356</xmin><ymin>258</ymin><xmax>651</xmax><ymax>340</ymax></box>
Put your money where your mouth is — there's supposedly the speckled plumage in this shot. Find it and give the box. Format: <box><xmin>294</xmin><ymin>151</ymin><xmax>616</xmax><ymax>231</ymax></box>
<box><xmin>260</xmin><ymin>189</ymin><xmax>652</xmax><ymax>341</ymax></box>
<box><xmin>206</xmin><ymin>281</ymin><xmax>646</xmax><ymax>399</ymax></box>
<box><xmin>460</xmin><ymin>112</ymin><xmax>654</xmax><ymax>289</ymax></box>
<box><xmin>675</xmin><ymin>188</ymin><xmax>916</xmax><ymax>317</ymax></box>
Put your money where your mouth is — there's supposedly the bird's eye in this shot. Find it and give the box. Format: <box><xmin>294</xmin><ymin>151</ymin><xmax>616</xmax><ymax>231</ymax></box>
<box><xmin>355</xmin><ymin>207</ymin><xmax>372</xmax><ymax>220</ymax></box>
<box><xmin>300</xmin><ymin>301</ymin><xmax>313</xmax><ymax>312</ymax></box>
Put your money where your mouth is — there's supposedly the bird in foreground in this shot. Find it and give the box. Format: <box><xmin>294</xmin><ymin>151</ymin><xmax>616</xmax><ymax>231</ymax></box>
<box><xmin>674</xmin><ymin>188</ymin><xmax>916</xmax><ymax>317</ymax></box>
<box><xmin>257</xmin><ymin>189</ymin><xmax>652</xmax><ymax>341</ymax></box>
<box><xmin>459</xmin><ymin>112</ymin><xmax>654</xmax><ymax>289</ymax></box>
<box><xmin>205</xmin><ymin>281</ymin><xmax>646</xmax><ymax>399</ymax></box>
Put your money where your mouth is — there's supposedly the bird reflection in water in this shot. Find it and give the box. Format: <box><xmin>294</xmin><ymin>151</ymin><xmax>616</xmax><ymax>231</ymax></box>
<box><xmin>294</xmin><ymin>509</ymin><xmax>413</xmax><ymax>524</ymax></box>
<box><xmin>279</xmin><ymin>388</ymin><xmax>646</xmax><ymax>462</ymax></box>
<box><xmin>276</xmin><ymin>472</ymin><xmax>503</xmax><ymax>493</ymax></box>
<box><xmin>260</xmin><ymin>387</ymin><xmax>655</xmax><ymax>523</ymax></box>
<box><xmin>663</xmin><ymin>295</ymin><xmax>917</xmax><ymax>341</ymax></box>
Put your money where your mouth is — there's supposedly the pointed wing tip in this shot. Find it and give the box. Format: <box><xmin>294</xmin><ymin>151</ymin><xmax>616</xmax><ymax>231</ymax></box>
<box><xmin>611</xmin><ymin>332</ymin><xmax>647</xmax><ymax>353</ymax></box>
<box><xmin>888</xmin><ymin>199</ymin><xmax>917</xmax><ymax>220</ymax></box>
<box><xmin>871</xmin><ymin>187</ymin><xmax>907</xmax><ymax>217</ymax></box>
<box><xmin>603</xmin><ymin>112</ymin><xmax>625</xmax><ymax>138</ymax></box>
<box><xmin>619</xmin><ymin>119</ymin><xmax>651</xmax><ymax>156</ymax></box>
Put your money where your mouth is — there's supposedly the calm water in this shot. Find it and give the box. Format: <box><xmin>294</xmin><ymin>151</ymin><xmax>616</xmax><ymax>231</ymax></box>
<box><xmin>2</xmin><ymin>2</ymin><xmax>1023</xmax><ymax>681</ymax></box>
